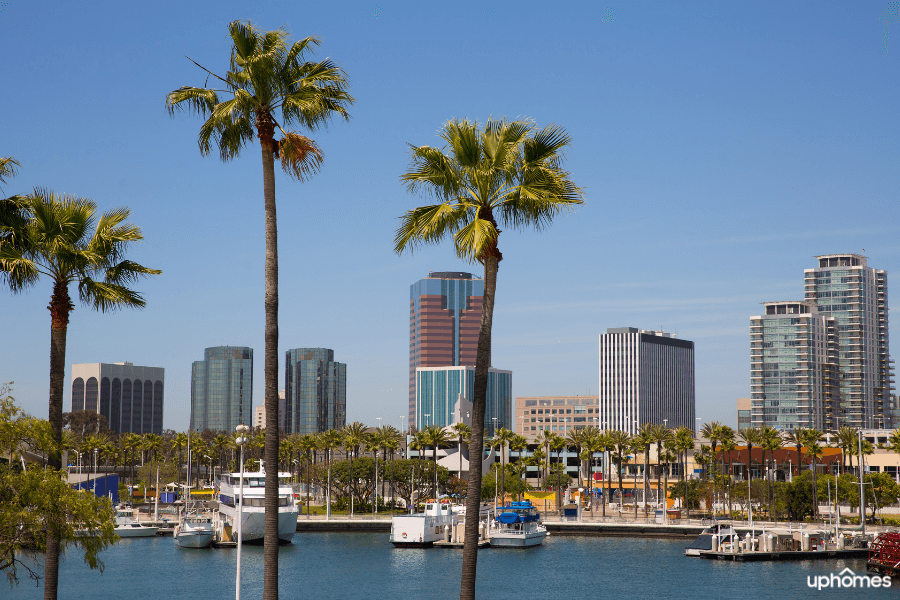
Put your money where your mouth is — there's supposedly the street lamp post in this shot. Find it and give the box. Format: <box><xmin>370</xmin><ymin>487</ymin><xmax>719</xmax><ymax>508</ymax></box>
<box><xmin>93</xmin><ymin>448</ymin><xmax>98</xmax><ymax>493</ymax></box>
<box><xmin>234</xmin><ymin>423</ymin><xmax>250</xmax><ymax>600</ymax></box>
<box><xmin>492</xmin><ymin>417</ymin><xmax>498</xmax><ymax>510</ymax></box>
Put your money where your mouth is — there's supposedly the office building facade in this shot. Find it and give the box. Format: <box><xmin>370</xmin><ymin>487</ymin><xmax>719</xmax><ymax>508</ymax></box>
<box><xmin>415</xmin><ymin>366</ymin><xmax>511</xmax><ymax>433</ymax></box>
<box><xmin>71</xmin><ymin>362</ymin><xmax>164</xmax><ymax>434</ymax></box>
<box><xmin>736</xmin><ymin>397</ymin><xmax>752</xmax><ymax>432</ymax></box>
<box><xmin>284</xmin><ymin>348</ymin><xmax>346</xmax><ymax>435</ymax></box>
<box><xmin>191</xmin><ymin>346</ymin><xmax>253</xmax><ymax>432</ymax></box>
<box><xmin>598</xmin><ymin>327</ymin><xmax>696</xmax><ymax>435</ymax></box>
<box><xmin>749</xmin><ymin>301</ymin><xmax>837</xmax><ymax>431</ymax></box>
<box><xmin>409</xmin><ymin>272</ymin><xmax>484</xmax><ymax>429</ymax></box>
<box><xmin>253</xmin><ymin>389</ymin><xmax>286</xmax><ymax>430</ymax></box>
<box><xmin>515</xmin><ymin>395</ymin><xmax>599</xmax><ymax>443</ymax></box>
<box><xmin>803</xmin><ymin>254</ymin><xmax>892</xmax><ymax>429</ymax></box>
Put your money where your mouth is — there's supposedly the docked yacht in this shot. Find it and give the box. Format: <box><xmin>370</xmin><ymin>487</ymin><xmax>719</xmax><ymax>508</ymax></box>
<box><xmin>216</xmin><ymin>464</ymin><xmax>297</xmax><ymax>544</ymax></box>
<box><xmin>489</xmin><ymin>501</ymin><xmax>548</xmax><ymax>548</ymax></box>
<box><xmin>390</xmin><ymin>502</ymin><xmax>459</xmax><ymax>547</ymax></box>
<box><xmin>114</xmin><ymin>508</ymin><xmax>158</xmax><ymax>538</ymax></box>
<box><xmin>174</xmin><ymin>505</ymin><xmax>215</xmax><ymax>549</ymax></box>
<box><xmin>684</xmin><ymin>522</ymin><xmax>741</xmax><ymax>556</ymax></box>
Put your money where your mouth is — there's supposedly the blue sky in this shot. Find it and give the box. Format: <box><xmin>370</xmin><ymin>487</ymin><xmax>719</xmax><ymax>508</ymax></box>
<box><xmin>1</xmin><ymin>1</ymin><xmax>898</xmax><ymax>432</ymax></box>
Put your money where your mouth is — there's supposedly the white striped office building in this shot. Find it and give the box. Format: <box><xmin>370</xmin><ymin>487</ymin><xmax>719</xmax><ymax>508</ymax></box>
<box><xmin>598</xmin><ymin>327</ymin><xmax>696</xmax><ymax>435</ymax></box>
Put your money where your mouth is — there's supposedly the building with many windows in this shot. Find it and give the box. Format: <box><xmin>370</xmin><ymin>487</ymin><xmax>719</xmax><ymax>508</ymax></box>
<box><xmin>191</xmin><ymin>346</ymin><xmax>253</xmax><ymax>432</ymax></box>
<box><xmin>409</xmin><ymin>272</ymin><xmax>484</xmax><ymax>430</ymax></box>
<box><xmin>736</xmin><ymin>397</ymin><xmax>751</xmax><ymax>432</ymax></box>
<box><xmin>71</xmin><ymin>362</ymin><xmax>164</xmax><ymax>434</ymax></box>
<box><xmin>253</xmin><ymin>389</ymin><xmax>286</xmax><ymax>430</ymax></box>
<box><xmin>803</xmin><ymin>254</ymin><xmax>892</xmax><ymax>429</ymax></box>
<box><xmin>598</xmin><ymin>327</ymin><xmax>696</xmax><ymax>435</ymax></box>
<box><xmin>749</xmin><ymin>301</ymin><xmax>837</xmax><ymax>431</ymax></box>
<box><xmin>414</xmin><ymin>365</ymin><xmax>511</xmax><ymax>433</ymax></box>
<box><xmin>515</xmin><ymin>395</ymin><xmax>599</xmax><ymax>443</ymax></box>
<box><xmin>284</xmin><ymin>348</ymin><xmax>346</xmax><ymax>435</ymax></box>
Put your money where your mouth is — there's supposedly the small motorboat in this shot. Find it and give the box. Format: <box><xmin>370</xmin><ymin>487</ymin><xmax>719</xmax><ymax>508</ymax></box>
<box><xmin>114</xmin><ymin>508</ymin><xmax>158</xmax><ymax>538</ymax></box>
<box><xmin>489</xmin><ymin>501</ymin><xmax>548</xmax><ymax>548</ymax></box>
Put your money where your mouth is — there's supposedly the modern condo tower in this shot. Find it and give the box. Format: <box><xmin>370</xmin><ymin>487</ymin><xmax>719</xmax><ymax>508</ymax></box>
<box><xmin>191</xmin><ymin>346</ymin><xmax>253</xmax><ymax>432</ymax></box>
<box><xmin>409</xmin><ymin>272</ymin><xmax>484</xmax><ymax>429</ymax></box>
<box><xmin>71</xmin><ymin>362</ymin><xmax>164</xmax><ymax>434</ymax></box>
<box><xmin>284</xmin><ymin>348</ymin><xmax>346</xmax><ymax>435</ymax></box>
<box><xmin>598</xmin><ymin>328</ymin><xmax>696</xmax><ymax>435</ymax></box>
<box><xmin>749</xmin><ymin>301</ymin><xmax>837</xmax><ymax>431</ymax></box>
<box><xmin>804</xmin><ymin>254</ymin><xmax>892</xmax><ymax>429</ymax></box>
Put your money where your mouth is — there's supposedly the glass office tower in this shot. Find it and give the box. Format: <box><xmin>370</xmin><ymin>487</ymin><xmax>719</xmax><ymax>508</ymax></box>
<box><xmin>191</xmin><ymin>346</ymin><xmax>253</xmax><ymax>432</ymax></box>
<box><xmin>71</xmin><ymin>362</ymin><xmax>164</xmax><ymax>434</ymax></box>
<box><xmin>284</xmin><ymin>348</ymin><xmax>346</xmax><ymax>435</ymax></box>
<box><xmin>409</xmin><ymin>272</ymin><xmax>484</xmax><ymax>430</ymax></box>
<box><xmin>415</xmin><ymin>366</ymin><xmax>511</xmax><ymax>433</ymax></box>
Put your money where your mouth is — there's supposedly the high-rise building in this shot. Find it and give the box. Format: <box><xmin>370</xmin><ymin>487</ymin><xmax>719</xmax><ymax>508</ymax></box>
<box><xmin>71</xmin><ymin>362</ymin><xmax>164</xmax><ymax>434</ymax></box>
<box><xmin>284</xmin><ymin>348</ymin><xmax>346</xmax><ymax>435</ymax></box>
<box><xmin>804</xmin><ymin>254</ymin><xmax>892</xmax><ymax>429</ymax></box>
<box><xmin>414</xmin><ymin>366</ymin><xmax>511</xmax><ymax>433</ymax></box>
<box><xmin>191</xmin><ymin>346</ymin><xmax>253</xmax><ymax>432</ymax></box>
<box><xmin>749</xmin><ymin>301</ymin><xmax>837</xmax><ymax>431</ymax></box>
<box><xmin>409</xmin><ymin>272</ymin><xmax>484</xmax><ymax>429</ymax></box>
<box><xmin>598</xmin><ymin>327</ymin><xmax>696</xmax><ymax>435</ymax></box>
<box><xmin>515</xmin><ymin>395</ymin><xmax>599</xmax><ymax>443</ymax></box>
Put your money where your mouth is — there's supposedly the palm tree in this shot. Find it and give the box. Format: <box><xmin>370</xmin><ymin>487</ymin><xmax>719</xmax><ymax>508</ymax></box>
<box><xmin>318</xmin><ymin>429</ymin><xmax>342</xmax><ymax>518</ymax></box>
<box><xmin>539</xmin><ymin>430</ymin><xmax>557</xmax><ymax>484</ymax></box>
<box><xmin>166</xmin><ymin>21</ymin><xmax>353</xmax><ymax>592</ymax></box>
<box><xmin>298</xmin><ymin>434</ymin><xmax>317</xmax><ymax>516</ymax></box>
<box><xmin>738</xmin><ymin>427</ymin><xmax>761</xmax><ymax>482</ymax></box>
<box><xmin>674</xmin><ymin>426</ymin><xmax>694</xmax><ymax>515</ymax></box>
<box><xmin>549</xmin><ymin>434</ymin><xmax>568</xmax><ymax>511</ymax></box>
<box><xmin>171</xmin><ymin>432</ymin><xmax>188</xmax><ymax>485</ymax></box>
<box><xmin>394</xmin><ymin>117</ymin><xmax>583</xmax><ymax>600</ymax></box>
<box><xmin>510</xmin><ymin>434</ymin><xmax>530</xmax><ymax>501</ymax></box>
<box><xmin>342</xmin><ymin>422</ymin><xmax>368</xmax><ymax>518</ymax></box>
<box><xmin>565</xmin><ymin>428</ymin><xmax>586</xmax><ymax>495</ymax></box>
<box><xmin>760</xmin><ymin>426</ymin><xmax>781</xmax><ymax>517</ymax></box>
<box><xmin>493</xmin><ymin>427</ymin><xmax>515</xmax><ymax>504</ymax></box>
<box><xmin>836</xmin><ymin>426</ymin><xmax>858</xmax><ymax>474</ymax></box>
<box><xmin>801</xmin><ymin>428</ymin><xmax>825</xmax><ymax>517</ymax></box>
<box><xmin>652</xmin><ymin>424</ymin><xmax>674</xmax><ymax>509</ymax></box>
<box><xmin>607</xmin><ymin>430</ymin><xmax>631</xmax><ymax>513</ymax></box>
<box><xmin>784</xmin><ymin>426</ymin><xmax>807</xmax><ymax>480</ymax></box>
<box><xmin>449</xmin><ymin>422</ymin><xmax>472</xmax><ymax>481</ymax></box>
<box><xmin>719</xmin><ymin>426</ymin><xmax>736</xmax><ymax>518</ymax></box>
<box><xmin>635</xmin><ymin>424</ymin><xmax>654</xmax><ymax>517</ymax></box>
<box><xmin>0</xmin><ymin>190</ymin><xmax>159</xmax><ymax>599</ymax></box>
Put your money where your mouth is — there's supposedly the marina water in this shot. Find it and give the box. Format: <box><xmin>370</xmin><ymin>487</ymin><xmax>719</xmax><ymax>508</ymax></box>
<box><xmin>8</xmin><ymin>533</ymin><xmax>878</xmax><ymax>599</ymax></box>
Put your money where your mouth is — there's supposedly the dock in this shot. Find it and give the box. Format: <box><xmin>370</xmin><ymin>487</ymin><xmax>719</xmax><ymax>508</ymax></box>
<box><xmin>434</xmin><ymin>540</ymin><xmax>490</xmax><ymax>549</ymax></box>
<box><xmin>699</xmin><ymin>549</ymin><xmax>869</xmax><ymax>561</ymax></box>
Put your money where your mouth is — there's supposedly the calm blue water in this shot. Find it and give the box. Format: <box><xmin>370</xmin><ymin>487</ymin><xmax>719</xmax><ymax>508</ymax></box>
<box><xmin>6</xmin><ymin>533</ymin><xmax>892</xmax><ymax>599</ymax></box>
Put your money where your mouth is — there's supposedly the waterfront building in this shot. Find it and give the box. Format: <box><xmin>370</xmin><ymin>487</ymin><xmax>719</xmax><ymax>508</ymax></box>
<box><xmin>736</xmin><ymin>398</ymin><xmax>751</xmax><ymax>431</ymax></box>
<box><xmin>414</xmin><ymin>365</ymin><xmax>511</xmax><ymax>433</ymax></box>
<box><xmin>514</xmin><ymin>395</ymin><xmax>599</xmax><ymax>443</ymax></box>
<box><xmin>71</xmin><ymin>362</ymin><xmax>164</xmax><ymax>434</ymax></box>
<box><xmin>284</xmin><ymin>348</ymin><xmax>346</xmax><ymax>435</ymax></box>
<box><xmin>191</xmin><ymin>346</ymin><xmax>253</xmax><ymax>432</ymax></box>
<box><xmin>803</xmin><ymin>254</ymin><xmax>892</xmax><ymax>429</ymax></box>
<box><xmin>253</xmin><ymin>389</ymin><xmax>286</xmax><ymax>430</ymax></box>
<box><xmin>598</xmin><ymin>328</ymin><xmax>696</xmax><ymax>435</ymax></box>
<box><xmin>749</xmin><ymin>301</ymin><xmax>836</xmax><ymax>431</ymax></box>
<box><xmin>408</xmin><ymin>271</ymin><xmax>484</xmax><ymax>429</ymax></box>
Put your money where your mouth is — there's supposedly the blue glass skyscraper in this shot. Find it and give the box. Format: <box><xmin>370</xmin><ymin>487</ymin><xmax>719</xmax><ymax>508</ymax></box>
<box><xmin>191</xmin><ymin>346</ymin><xmax>253</xmax><ymax>432</ymax></box>
<box><xmin>284</xmin><ymin>348</ymin><xmax>346</xmax><ymax>435</ymax></box>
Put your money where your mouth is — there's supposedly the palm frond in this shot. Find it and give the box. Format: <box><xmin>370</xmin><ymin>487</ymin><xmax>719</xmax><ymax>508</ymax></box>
<box><xmin>523</xmin><ymin>123</ymin><xmax>572</xmax><ymax>165</ymax></box>
<box><xmin>394</xmin><ymin>202</ymin><xmax>470</xmax><ymax>255</ymax></box>
<box><xmin>443</xmin><ymin>119</ymin><xmax>482</xmax><ymax>168</ymax></box>
<box><xmin>278</xmin><ymin>132</ymin><xmax>324</xmax><ymax>181</ymax></box>
<box><xmin>165</xmin><ymin>87</ymin><xmax>220</xmax><ymax>118</ymax></box>
<box><xmin>77</xmin><ymin>278</ymin><xmax>148</xmax><ymax>312</ymax></box>
<box><xmin>0</xmin><ymin>244</ymin><xmax>41</xmax><ymax>290</ymax></box>
<box><xmin>0</xmin><ymin>156</ymin><xmax>21</xmax><ymax>190</ymax></box>
<box><xmin>102</xmin><ymin>260</ymin><xmax>162</xmax><ymax>286</ymax></box>
<box><xmin>453</xmin><ymin>217</ymin><xmax>499</xmax><ymax>263</ymax></box>
<box><xmin>282</xmin><ymin>36</ymin><xmax>321</xmax><ymax>74</ymax></box>
<box><xmin>401</xmin><ymin>146</ymin><xmax>462</xmax><ymax>200</ymax></box>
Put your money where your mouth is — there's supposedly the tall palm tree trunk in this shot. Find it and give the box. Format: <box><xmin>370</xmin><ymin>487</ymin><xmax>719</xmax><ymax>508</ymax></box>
<box><xmin>258</xmin><ymin>115</ymin><xmax>280</xmax><ymax>600</ymax></box>
<box><xmin>44</xmin><ymin>280</ymin><xmax>72</xmax><ymax>600</ymax></box>
<box><xmin>460</xmin><ymin>255</ymin><xmax>498</xmax><ymax>600</ymax></box>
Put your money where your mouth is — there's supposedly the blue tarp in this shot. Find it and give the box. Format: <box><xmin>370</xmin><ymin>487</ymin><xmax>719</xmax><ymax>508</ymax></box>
<box><xmin>496</xmin><ymin>512</ymin><xmax>521</xmax><ymax>524</ymax></box>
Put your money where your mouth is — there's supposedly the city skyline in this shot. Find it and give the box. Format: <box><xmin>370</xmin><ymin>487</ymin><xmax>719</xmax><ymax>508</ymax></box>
<box><xmin>2</xmin><ymin>2</ymin><xmax>897</xmax><ymax>432</ymax></box>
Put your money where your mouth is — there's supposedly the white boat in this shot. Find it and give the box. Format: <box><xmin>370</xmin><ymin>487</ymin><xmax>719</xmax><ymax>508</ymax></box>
<box><xmin>216</xmin><ymin>464</ymin><xmax>297</xmax><ymax>544</ymax></box>
<box><xmin>390</xmin><ymin>502</ymin><xmax>458</xmax><ymax>547</ymax></box>
<box><xmin>174</xmin><ymin>507</ymin><xmax>215</xmax><ymax>549</ymax></box>
<box><xmin>114</xmin><ymin>508</ymin><xmax>159</xmax><ymax>538</ymax></box>
<box><xmin>489</xmin><ymin>501</ymin><xmax>548</xmax><ymax>548</ymax></box>
<box><xmin>684</xmin><ymin>522</ymin><xmax>741</xmax><ymax>556</ymax></box>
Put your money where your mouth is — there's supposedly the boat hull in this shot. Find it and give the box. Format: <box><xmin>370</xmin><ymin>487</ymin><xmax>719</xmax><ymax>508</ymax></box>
<box><xmin>115</xmin><ymin>526</ymin><xmax>159</xmax><ymax>538</ymax></box>
<box><xmin>219</xmin><ymin>505</ymin><xmax>297</xmax><ymax>543</ymax></box>
<box><xmin>490</xmin><ymin>530</ymin><xmax>548</xmax><ymax>548</ymax></box>
<box><xmin>175</xmin><ymin>530</ymin><xmax>215</xmax><ymax>549</ymax></box>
